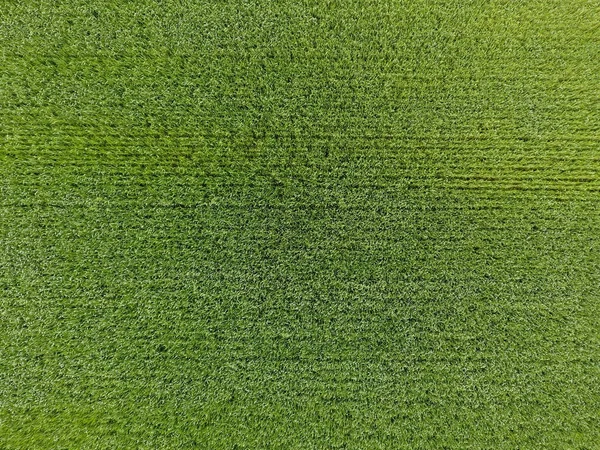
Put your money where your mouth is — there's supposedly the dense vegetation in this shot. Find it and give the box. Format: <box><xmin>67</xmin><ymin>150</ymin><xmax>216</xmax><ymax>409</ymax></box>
<box><xmin>1</xmin><ymin>1</ymin><xmax>599</xmax><ymax>448</ymax></box>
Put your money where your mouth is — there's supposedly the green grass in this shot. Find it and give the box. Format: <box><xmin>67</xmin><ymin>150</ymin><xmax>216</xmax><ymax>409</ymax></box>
<box><xmin>1</xmin><ymin>0</ymin><xmax>599</xmax><ymax>448</ymax></box>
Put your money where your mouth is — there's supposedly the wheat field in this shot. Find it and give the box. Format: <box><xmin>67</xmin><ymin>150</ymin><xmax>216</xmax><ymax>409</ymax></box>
<box><xmin>1</xmin><ymin>1</ymin><xmax>599</xmax><ymax>448</ymax></box>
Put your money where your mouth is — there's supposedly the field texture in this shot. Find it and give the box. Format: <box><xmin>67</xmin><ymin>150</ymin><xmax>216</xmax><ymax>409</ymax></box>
<box><xmin>1</xmin><ymin>0</ymin><xmax>599</xmax><ymax>448</ymax></box>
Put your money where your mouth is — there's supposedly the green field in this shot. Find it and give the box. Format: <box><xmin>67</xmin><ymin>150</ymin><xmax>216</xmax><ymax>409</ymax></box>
<box><xmin>1</xmin><ymin>0</ymin><xmax>599</xmax><ymax>448</ymax></box>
